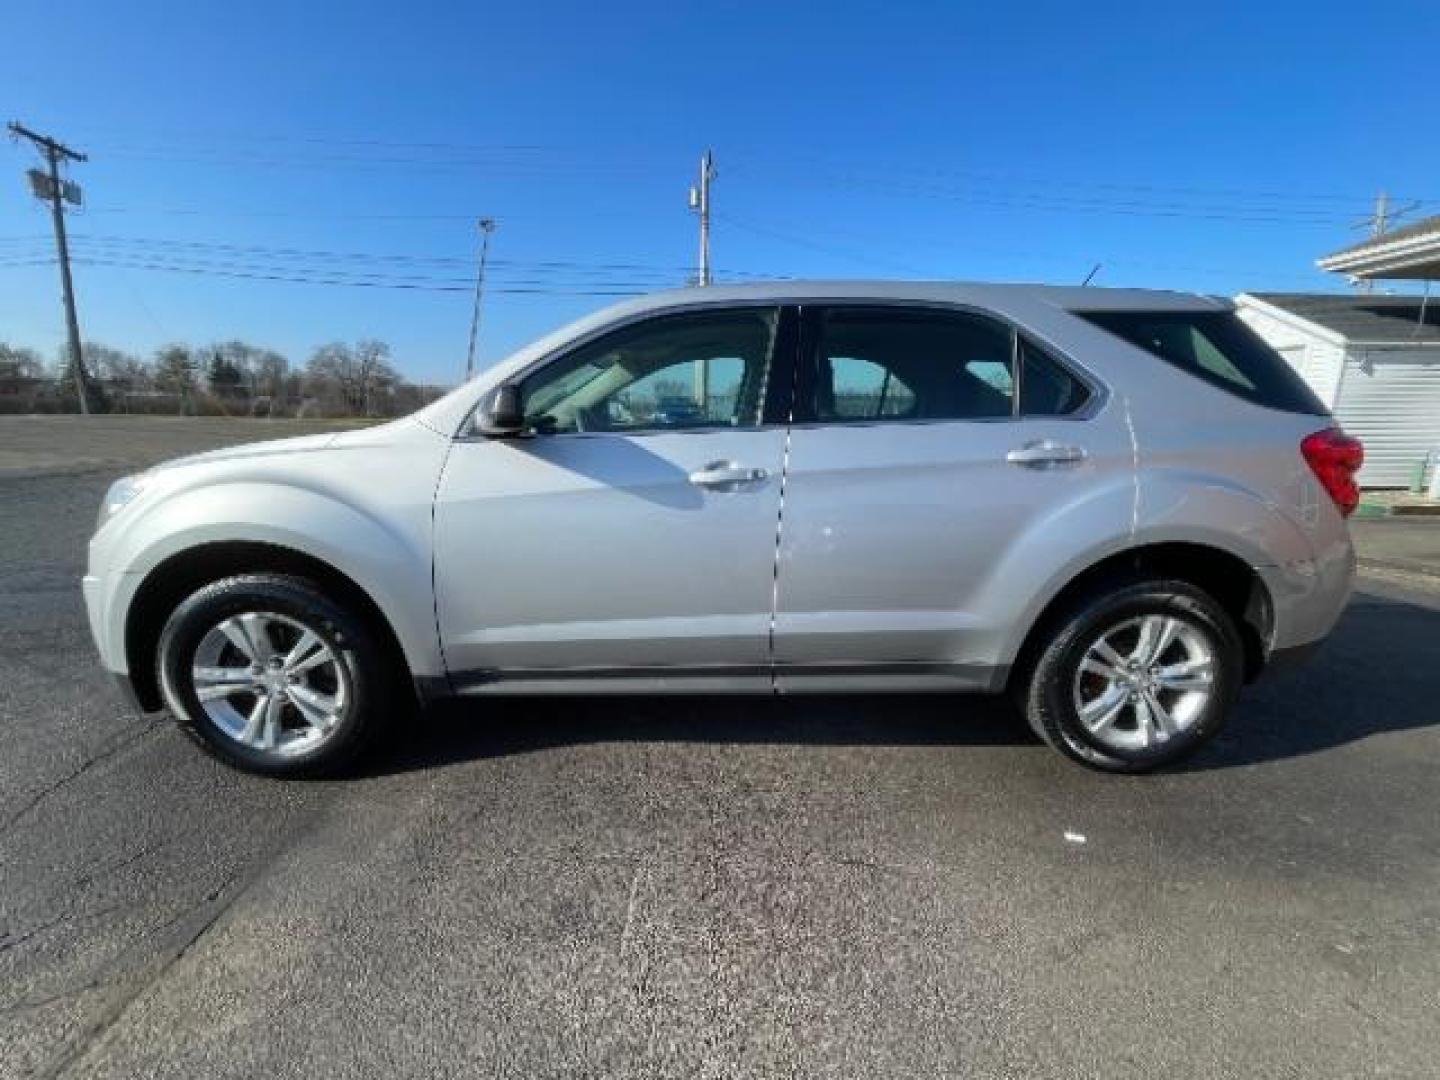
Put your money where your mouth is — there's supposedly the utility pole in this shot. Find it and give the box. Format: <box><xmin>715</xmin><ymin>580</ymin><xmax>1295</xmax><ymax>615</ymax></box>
<box><xmin>1356</xmin><ymin>189</ymin><xmax>1421</xmax><ymax>295</ymax></box>
<box><xmin>1371</xmin><ymin>190</ymin><xmax>1391</xmax><ymax>239</ymax></box>
<box><xmin>687</xmin><ymin>151</ymin><xmax>716</xmax><ymax>411</ymax></box>
<box><xmin>8</xmin><ymin>122</ymin><xmax>91</xmax><ymax>413</ymax></box>
<box><xmin>463</xmin><ymin>217</ymin><xmax>497</xmax><ymax>382</ymax></box>
<box><xmin>688</xmin><ymin>150</ymin><xmax>716</xmax><ymax>286</ymax></box>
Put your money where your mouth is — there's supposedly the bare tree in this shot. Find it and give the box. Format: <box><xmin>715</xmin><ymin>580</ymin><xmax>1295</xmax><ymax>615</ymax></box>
<box><xmin>153</xmin><ymin>345</ymin><xmax>199</xmax><ymax>414</ymax></box>
<box><xmin>0</xmin><ymin>342</ymin><xmax>45</xmax><ymax>380</ymax></box>
<box><xmin>2</xmin><ymin>335</ymin><xmax>436</xmax><ymax>418</ymax></box>
<box><xmin>83</xmin><ymin>343</ymin><xmax>148</xmax><ymax>389</ymax></box>
<box><xmin>305</xmin><ymin>340</ymin><xmax>398</xmax><ymax>416</ymax></box>
<box><xmin>0</xmin><ymin>343</ymin><xmax>48</xmax><ymax>412</ymax></box>
<box><xmin>354</xmin><ymin>339</ymin><xmax>397</xmax><ymax>416</ymax></box>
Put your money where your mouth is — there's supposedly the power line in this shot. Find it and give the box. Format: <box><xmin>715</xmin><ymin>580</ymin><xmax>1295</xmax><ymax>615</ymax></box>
<box><xmin>62</xmin><ymin>233</ymin><xmax>718</xmax><ymax>275</ymax></box>
<box><xmin>82</xmin><ymin>206</ymin><xmax>489</xmax><ymax>222</ymax></box>
<box><xmin>62</xmin><ymin>127</ymin><xmax>1440</xmax><ymax>205</ymax></box>
<box><xmin>44</xmin><ymin>231</ymin><xmax>781</xmax><ymax>282</ymax></box>
<box><xmin>714</xmin><ymin>210</ymin><xmax>1332</xmax><ymax>285</ymax></box>
<box><xmin>25</xmin><ymin>124</ymin><xmax>1440</xmax><ymax>236</ymax></box>
<box><xmin>63</xmin><ymin>248</ymin><xmax>693</xmax><ymax>288</ymax></box>
<box><xmin>69</xmin><ymin>255</ymin><xmax>660</xmax><ymax>296</ymax></box>
<box><xmin>794</xmin><ymin>175</ymin><xmax>1365</xmax><ymax>225</ymax></box>
<box><xmin>87</xmin><ymin>148</ymin><xmax>656</xmax><ymax>177</ymax></box>
<box><xmin>75</xmin><ymin>165</ymin><xmax>1423</xmax><ymax>230</ymax></box>
<box><xmin>714</xmin><ymin>211</ymin><xmax>930</xmax><ymax>274</ymax></box>
<box><xmin>727</xmin><ymin>156</ymin><xmax>1440</xmax><ymax>209</ymax></box>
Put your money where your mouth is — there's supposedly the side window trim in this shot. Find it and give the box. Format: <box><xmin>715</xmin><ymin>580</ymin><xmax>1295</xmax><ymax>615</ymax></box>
<box><xmin>1010</xmin><ymin>327</ymin><xmax>1023</xmax><ymax>418</ymax></box>
<box><xmin>761</xmin><ymin>305</ymin><xmax>801</xmax><ymax>427</ymax></box>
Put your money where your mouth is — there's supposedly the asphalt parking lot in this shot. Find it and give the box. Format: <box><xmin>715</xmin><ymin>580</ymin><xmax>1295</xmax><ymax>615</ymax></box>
<box><xmin>3</xmin><ymin>417</ymin><xmax>1439</xmax><ymax>1079</ymax></box>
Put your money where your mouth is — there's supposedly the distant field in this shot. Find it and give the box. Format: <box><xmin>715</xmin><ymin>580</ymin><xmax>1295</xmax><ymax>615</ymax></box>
<box><xmin>0</xmin><ymin>415</ymin><xmax>381</xmax><ymax>478</ymax></box>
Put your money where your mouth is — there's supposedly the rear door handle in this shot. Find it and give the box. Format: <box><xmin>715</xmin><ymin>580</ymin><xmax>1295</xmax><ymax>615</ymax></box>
<box><xmin>1006</xmin><ymin>440</ymin><xmax>1086</xmax><ymax>468</ymax></box>
<box><xmin>688</xmin><ymin>461</ymin><xmax>769</xmax><ymax>488</ymax></box>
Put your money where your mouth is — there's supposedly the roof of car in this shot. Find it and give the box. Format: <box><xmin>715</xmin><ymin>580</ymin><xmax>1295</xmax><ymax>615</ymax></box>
<box><xmin>623</xmin><ymin>280</ymin><xmax>1228</xmax><ymax>314</ymax></box>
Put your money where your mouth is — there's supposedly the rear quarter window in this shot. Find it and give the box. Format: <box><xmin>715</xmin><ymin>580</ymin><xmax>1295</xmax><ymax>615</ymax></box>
<box><xmin>1078</xmin><ymin>310</ymin><xmax>1326</xmax><ymax>415</ymax></box>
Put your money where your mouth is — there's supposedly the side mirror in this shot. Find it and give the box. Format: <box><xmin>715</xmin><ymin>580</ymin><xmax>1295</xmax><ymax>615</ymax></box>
<box><xmin>475</xmin><ymin>383</ymin><xmax>527</xmax><ymax>436</ymax></box>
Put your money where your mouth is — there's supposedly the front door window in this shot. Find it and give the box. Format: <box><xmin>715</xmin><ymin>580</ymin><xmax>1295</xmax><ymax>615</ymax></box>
<box><xmin>520</xmin><ymin>308</ymin><xmax>778</xmax><ymax>435</ymax></box>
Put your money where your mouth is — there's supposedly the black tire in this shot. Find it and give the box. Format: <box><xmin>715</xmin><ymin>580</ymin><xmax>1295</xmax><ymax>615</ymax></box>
<box><xmin>1022</xmin><ymin>578</ymin><xmax>1243</xmax><ymax>774</ymax></box>
<box><xmin>156</xmin><ymin>573</ymin><xmax>400</xmax><ymax>777</ymax></box>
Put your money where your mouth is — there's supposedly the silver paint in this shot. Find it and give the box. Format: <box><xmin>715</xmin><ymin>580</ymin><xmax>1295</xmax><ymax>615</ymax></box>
<box><xmin>84</xmin><ymin>281</ymin><xmax>1355</xmax><ymax>707</ymax></box>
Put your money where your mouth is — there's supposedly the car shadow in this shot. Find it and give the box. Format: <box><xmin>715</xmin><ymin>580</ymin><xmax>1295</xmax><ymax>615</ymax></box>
<box><xmin>372</xmin><ymin>692</ymin><xmax>1031</xmax><ymax>776</ymax></box>
<box><xmin>1180</xmin><ymin>586</ymin><xmax>1440</xmax><ymax>772</ymax></box>
<box><xmin>363</xmin><ymin>586</ymin><xmax>1440</xmax><ymax>777</ymax></box>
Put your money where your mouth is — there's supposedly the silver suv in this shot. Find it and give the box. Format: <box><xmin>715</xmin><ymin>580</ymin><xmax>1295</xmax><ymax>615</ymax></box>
<box><xmin>84</xmin><ymin>283</ymin><xmax>1360</xmax><ymax>776</ymax></box>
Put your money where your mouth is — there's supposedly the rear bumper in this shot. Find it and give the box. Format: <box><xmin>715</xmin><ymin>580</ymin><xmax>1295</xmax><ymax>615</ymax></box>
<box><xmin>1258</xmin><ymin>536</ymin><xmax>1356</xmax><ymax>658</ymax></box>
<box><xmin>1263</xmin><ymin>639</ymin><xmax>1323</xmax><ymax>674</ymax></box>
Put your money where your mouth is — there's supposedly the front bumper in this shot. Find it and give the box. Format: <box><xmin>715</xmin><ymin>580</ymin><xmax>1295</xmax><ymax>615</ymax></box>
<box><xmin>82</xmin><ymin>573</ymin><xmax>112</xmax><ymax>668</ymax></box>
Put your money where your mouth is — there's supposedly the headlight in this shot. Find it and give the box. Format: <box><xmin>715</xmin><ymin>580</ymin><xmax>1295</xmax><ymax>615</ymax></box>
<box><xmin>97</xmin><ymin>473</ymin><xmax>149</xmax><ymax>530</ymax></box>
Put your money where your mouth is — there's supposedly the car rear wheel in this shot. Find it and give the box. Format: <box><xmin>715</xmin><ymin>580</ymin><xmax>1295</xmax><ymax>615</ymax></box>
<box><xmin>1023</xmin><ymin>579</ymin><xmax>1243</xmax><ymax>773</ymax></box>
<box><xmin>157</xmin><ymin>573</ymin><xmax>398</xmax><ymax>776</ymax></box>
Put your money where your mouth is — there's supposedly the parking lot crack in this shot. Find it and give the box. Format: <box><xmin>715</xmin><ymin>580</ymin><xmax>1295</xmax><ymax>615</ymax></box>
<box><xmin>32</xmin><ymin>869</ymin><xmax>247</xmax><ymax>1080</ymax></box>
<box><xmin>0</xmin><ymin>716</ymin><xmax>160</xmax><ymax>839</ymax></box>
<box><xmin>0</xmin><ymin>899</ymin><xmax>137</xmax><ymax>958</ymax></box>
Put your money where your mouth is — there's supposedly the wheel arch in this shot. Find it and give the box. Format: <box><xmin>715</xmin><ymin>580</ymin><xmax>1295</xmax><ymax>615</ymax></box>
<box><xmin>125</xmin><ymin>541</ymin><xmax>416</xmax><ymax>712</ymax></box>
<box><xmin>1006</xmin><ymin>541</ymin><xmax>1274</xmax><ymax>696</ymax></box>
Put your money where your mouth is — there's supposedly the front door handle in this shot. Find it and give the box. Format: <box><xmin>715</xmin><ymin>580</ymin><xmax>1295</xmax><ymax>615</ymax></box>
<box><xmin>1006</xmin><ymin>440</ymin><xmax>1086</xmax><ymax>468</ymax></box>
<box><xmin>688</xmin><ymin>461</ymin><xmax>769</xmax><ymax>488</ymax></box>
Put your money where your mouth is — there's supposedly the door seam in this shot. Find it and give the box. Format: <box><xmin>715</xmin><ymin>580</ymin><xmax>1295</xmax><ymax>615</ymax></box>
<box><xmin>767</xmin><ymin>308</ymin><xmax>803</xmax><ymax>696</ymax></box>
<box><xmin>1122</xmin><ymin>393</ymin><xmax>1140</xmax><ymax>543</ymax></box>
<box><xmin>767</xmin><ymin>421</ymin><xmax>793</xmax><ymax>696</ymax></box>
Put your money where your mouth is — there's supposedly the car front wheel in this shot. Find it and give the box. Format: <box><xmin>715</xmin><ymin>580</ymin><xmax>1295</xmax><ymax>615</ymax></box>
<box><xmin>1023</xmin><ymin>579</ymin><xmax>1243</xmax><ymax>773</ymax></box>
<box><xmin>156</xmin><ymin>573</ymin><xmax>398</xmax><ymax>776</ymax></box>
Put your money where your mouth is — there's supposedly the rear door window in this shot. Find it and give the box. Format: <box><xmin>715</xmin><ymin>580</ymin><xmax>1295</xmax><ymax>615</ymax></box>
<box><xmin>1019</xmin><ymin>338</ymin><xmax>1091</xmax><ymax>416</ymax></box>
<box><xmin>799</xmin><ymin>306</ymin><xmax>1095</xmax><ymax>423</ymax></box>
<box><xmin>804</xmin><ymin>307</ymin><xmax>1016</xmax><ymax>423</ymax></box>
<box><xmin>1079</xmin><ymin>310</ymin><xmax>1325</xmax><ymax>415</ymax></box>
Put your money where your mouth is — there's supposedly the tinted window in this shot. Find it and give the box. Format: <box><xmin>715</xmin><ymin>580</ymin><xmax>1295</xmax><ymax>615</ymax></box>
<box><xmin>1019</xmin><ymin>338</ymin><xmax>1091</xmax><ymax>416</ymax></box>
<box><xmin>811</xmin><ymin>308</ymin><xmax>1015</xmax><ymax>422</ymax></box>
<box><xmin>1079</xmin><ymin>310</ymin><xmax>1326</xmax><ymax>415</ymax></box>
<box><xmin>520</xmin><ymin>309</ymin><xmax>777</xmax><ymax>434</ymax></box>
<box><xmin>829</xmin><ymin>356</ymin><xmax>918</xmax><ymax>419</ymax></box>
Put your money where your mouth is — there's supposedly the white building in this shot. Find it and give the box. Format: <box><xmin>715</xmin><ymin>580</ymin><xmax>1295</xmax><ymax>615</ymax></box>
<box><xmin>1236</xmin><ymin>291</ymin><xmax>1440</xmax><ymax>487</ymax></box>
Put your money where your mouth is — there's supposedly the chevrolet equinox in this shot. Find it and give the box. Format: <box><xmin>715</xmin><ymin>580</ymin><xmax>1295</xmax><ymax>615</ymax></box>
<box><xmin>84</xmin><ymin>283</ymin><xmax>1360</xmax><ymax>775</ymax></box>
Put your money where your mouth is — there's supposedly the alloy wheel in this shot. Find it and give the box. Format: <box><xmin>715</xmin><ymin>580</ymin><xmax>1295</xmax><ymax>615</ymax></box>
<box><xmin>190</xmin><ymin>611</ymin><xmax>348</xmax><ymax>757</ymax></box>
<box><xmin>1070</xmin><ymin>613</ymin><xmax>1215</xmax><ymax>753</ymax></box>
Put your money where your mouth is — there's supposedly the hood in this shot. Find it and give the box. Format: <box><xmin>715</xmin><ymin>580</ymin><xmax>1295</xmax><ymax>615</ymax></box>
<box><xmin>152</xmin><ymin>431</ymin><xmax>342</xmax><ymax>474</ymax></box>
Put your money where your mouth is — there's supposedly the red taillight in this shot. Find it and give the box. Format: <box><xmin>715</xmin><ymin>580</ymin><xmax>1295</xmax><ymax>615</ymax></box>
<box><xmin>1301</xmin><ymin>428</ymin><xmax>1364</xmax><ymax>517</ymax></box>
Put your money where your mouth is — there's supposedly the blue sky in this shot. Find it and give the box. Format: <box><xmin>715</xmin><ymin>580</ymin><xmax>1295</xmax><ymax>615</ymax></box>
<box><xmin>3</xmin><ymin>0</ymin><xmax>1437</xmax><ymax>386</ymax></box>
